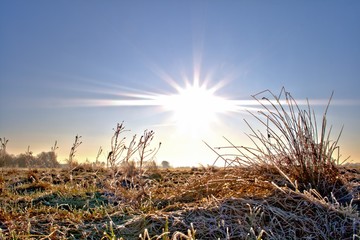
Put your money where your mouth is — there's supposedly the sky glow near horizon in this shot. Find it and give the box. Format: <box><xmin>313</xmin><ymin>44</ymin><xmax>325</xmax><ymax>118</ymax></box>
<box><xmin>1</xmin><ymin>1</ymin><xmax>360</xmax><ymax>166</ymax></box>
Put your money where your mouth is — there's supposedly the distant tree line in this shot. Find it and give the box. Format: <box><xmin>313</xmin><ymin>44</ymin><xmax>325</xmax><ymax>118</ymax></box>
<box><xmin>0</xmin><ymin>151</ymin><xmax>60</xmax><ymax>168</ymax></box>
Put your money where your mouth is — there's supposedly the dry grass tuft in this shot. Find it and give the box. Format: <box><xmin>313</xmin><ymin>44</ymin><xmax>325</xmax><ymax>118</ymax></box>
<box><xmin>209</xmin><ymin>88</ymin><xmax>349</xmax><ymax>200</ymax></box>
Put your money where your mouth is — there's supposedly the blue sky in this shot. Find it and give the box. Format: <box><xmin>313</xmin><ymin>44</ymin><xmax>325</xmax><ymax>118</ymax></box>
<box><xmin>1</xmin><ymin>1</ymin><xmax>360</xmax><ymax>166</ymax></box>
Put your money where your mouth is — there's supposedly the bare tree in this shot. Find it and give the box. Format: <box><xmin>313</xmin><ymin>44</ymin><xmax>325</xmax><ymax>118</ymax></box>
<box><xmin>161</xmin><ymin>160</ymin><xmax>171</xmax><ymax>168</ymax></box>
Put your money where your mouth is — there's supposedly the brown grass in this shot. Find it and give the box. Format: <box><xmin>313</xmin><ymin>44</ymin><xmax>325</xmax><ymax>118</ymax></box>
<box><xmin>209</xmin><ymin>88</ymin><xmax>349</xmax><ymax>201</ymax></box>
<box><xmin>0</xmin><ymin>165</ymin><xmax>358</xmax><ymax>239</ymax></box>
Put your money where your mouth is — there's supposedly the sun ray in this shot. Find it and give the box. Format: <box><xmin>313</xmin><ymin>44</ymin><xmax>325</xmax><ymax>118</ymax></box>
<box><xmin>51</xmin><ymin>60</ymin><xmax>360</xmax><ymax>139</ymax></box>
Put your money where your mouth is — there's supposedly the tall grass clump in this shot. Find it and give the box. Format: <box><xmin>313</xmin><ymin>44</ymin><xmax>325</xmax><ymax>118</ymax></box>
<box><xmin>215</xmin><ymin>88</ymin><xmax>348</xmax><ymax>200</ymax></box>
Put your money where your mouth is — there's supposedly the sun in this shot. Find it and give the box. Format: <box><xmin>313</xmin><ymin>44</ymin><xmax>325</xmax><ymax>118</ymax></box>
<box><xmin>161</xmin><ymin>83</ymin><xmax>230</xmax><ymax>137</ymax></box>
<box><xmin>64</xmin><ymin>66</ymin><xmax>240</xmax><ymax>138</ymax></box>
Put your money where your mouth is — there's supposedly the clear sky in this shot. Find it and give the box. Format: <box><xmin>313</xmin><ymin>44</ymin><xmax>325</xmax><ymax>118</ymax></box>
<box><xmin>1</xmin><ymin>1</ymin><xmax>360</xmax><ymax>167</ymax></box>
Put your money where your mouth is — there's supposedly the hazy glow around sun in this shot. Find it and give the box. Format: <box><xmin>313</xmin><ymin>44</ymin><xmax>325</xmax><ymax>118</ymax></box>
<box><xmin>160</xmin><ymin>82</ymin><xmax>233</xmax><ymax>136</ymax></box>
<box><xmin>59</xmin><ymin>73</ymin><xmax>246</xmax><ymax>138</ymax></box>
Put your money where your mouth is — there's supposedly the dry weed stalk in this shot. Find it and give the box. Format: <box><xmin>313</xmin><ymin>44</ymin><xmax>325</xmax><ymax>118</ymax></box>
<box><xmin>138</xmin><ymin>130</ymin><xmax>161</xmax><ymax>173</ymax></box>
<box><xmin>25</xmin><ymin>145</ymin><xmax>33</xmax><ymax>169</ymax></box>
<box><xmin>108</xmin><ymin>122</ymin><xmax>161</xmax><ymax>173</ymax></box>
<box><xmin>108</xmin><ymin>122</ymin><xmax>128</xmax><ymax>168</ymax></box>
<box><xmin>0</xmin><ymin>137</ymin><xmax>9</xmax><ymax>155</ymax></box>
<box><xmin>67</xmin><ymin>134</ymin><xmax>82</xmax><ymax>166</ymax></box>
<box><xmin>96</xmin><ymin>146</ymin><xmax>103</xmax><ymax>164</ymax></box>
<box><xmin>0</xmin><ymin>137</ymin><xmax>9</xmax><ymax>166</ymax></box>
<box><xmin>51</xmin><ymin>140</ymin><xmax>59</xmax><ymax>153</ymax></box>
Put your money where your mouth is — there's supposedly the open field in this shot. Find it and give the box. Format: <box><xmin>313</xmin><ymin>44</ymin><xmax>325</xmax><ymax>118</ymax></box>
<box><xmin>0</xmin><ymin>164</ymin><xmax>359</xmax><ymax>240</ymax></box>
<box><xmin>1</xmin><ymin>89</ymin><xmax>359</xmax><ymax>239</ymax></box>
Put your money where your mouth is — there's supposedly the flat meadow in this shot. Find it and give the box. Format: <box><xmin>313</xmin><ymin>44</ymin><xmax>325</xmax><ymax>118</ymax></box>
<box><xmin>0</xmin><ymin>163</ymin><xmax>359</xmax><ymax>239</ymax></box>
<box><xmin>1</xmin><ymin>89</ymin><xmax>359</xmax><ymax>239</ymax></box>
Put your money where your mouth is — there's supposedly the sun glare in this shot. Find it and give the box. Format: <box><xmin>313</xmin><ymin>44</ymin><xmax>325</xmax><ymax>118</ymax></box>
<box><xmin>63</xmin><ymin>76</ymin><xmax>241</xmax><ymax>138</ymax></box>
<box><xmin>61</xmin><ymin>61</ymin><xmax>246</xmax><ymax>139</ymax></box>
<box><xmin>161</xmin><ymin>83</ymin><xmax>231</xmax><ymax>136</ymax></box>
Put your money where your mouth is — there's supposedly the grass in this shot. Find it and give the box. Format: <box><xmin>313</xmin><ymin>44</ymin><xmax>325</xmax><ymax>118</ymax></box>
<box><xmin>209</xmin><ymin>88</ymin><xmax>349</xmax><ymax>200</ymax></box>
<box><xmin>0</xmin><ymin>165</ymin><xmax>359</xmax><ymax>239</ymax></box>
<box><xmin>0</xmin><ymin>89</ymin><xmax>359</xmax><ymax>239</ymax></box>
